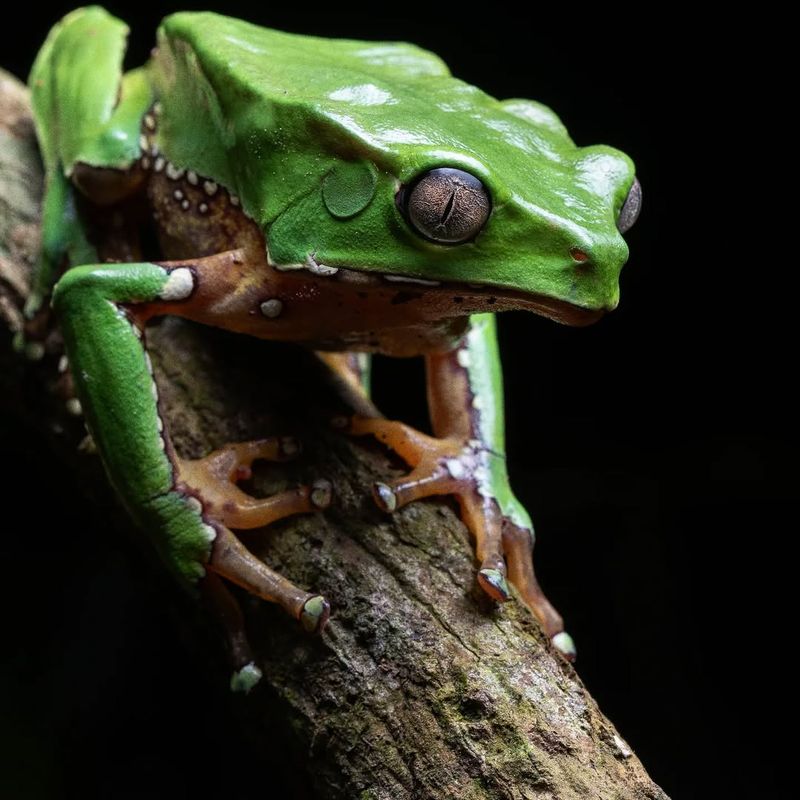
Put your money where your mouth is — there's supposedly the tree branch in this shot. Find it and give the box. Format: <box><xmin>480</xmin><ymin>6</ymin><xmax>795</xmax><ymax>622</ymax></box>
<box><xmin>0</xmin><ymin>69</ymin><xmax>668</xmax><ymax>800</ymax></box>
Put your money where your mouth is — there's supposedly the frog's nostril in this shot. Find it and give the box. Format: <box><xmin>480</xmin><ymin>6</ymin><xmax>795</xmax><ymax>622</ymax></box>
<box><xmin>569</xmin><ymin>247</ymin><xmax>590</xmax><ymax>263</ymax></box>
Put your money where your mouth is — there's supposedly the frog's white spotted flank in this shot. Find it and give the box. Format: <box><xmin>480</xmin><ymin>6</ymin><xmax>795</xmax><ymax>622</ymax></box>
<box><xmin>187</xmin><ymin>170</ymin><xmax>199</xmax><ymax>186</ymax></box>
<box><xmin>144</xmin><ymin>114</ymin><xmax>156</xmax><ymax>131</ymax></box>
<box><xmin>160</xmin><ymin>268</ymin><xmax>195</xmax><ymax>301</ymax></box>
<box><xmin>203</xmin><ymin>180</ymin><xmax>218</xmax><ymax>196</ymax></box>
<box><xmin>181</xmin><ymin>199</ymin><xmax>190</xmax><ymax>211</ymax></box>
<box><xmin>199</xmin><ymin>203</ymin><xmax>209</xmax><ymax>214</ymax></box>
<box><xmin>259</xmin><ymin>298</ymin><xmax>283</xmax><ymax>318</ymax></box>
<box><xmin>173</xmin><ymin>189</ymin><xmax>184</xmax><ymax>201</ymax></box>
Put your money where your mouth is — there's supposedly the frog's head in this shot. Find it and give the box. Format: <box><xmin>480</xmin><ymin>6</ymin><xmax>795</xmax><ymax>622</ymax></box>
<box><xmin>157</xmin><ymin>14</ymin><xmax>640</xmax><ymax>324</ymax></box>
<box><xmin>264</xmin><ymin>85</ymin><xmax>640</xmax><ymax>325</ymax></box>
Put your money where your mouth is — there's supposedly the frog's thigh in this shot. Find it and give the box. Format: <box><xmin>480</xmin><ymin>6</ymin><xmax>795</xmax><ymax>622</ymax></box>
<box><xmin>52</xmin><ymin>258</ymin><xmax>330</xmax><ymax>634</ymax></box>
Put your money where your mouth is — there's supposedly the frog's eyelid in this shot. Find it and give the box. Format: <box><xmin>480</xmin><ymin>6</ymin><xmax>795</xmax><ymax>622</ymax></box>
<box><xmin>617</xmin><ymin>177</ymin><xmax>642</xmax><ymax>234</ymax></box>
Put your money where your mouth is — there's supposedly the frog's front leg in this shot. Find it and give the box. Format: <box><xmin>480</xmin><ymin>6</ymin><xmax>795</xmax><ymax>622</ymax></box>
<box><xmin>53</xmin><ymin>253</ymin><xmax>332</xmax><ymax>673</ymax></box>
<box><xmin>349</xmin><ymin>313</ymin><xmax>574</xmax><ymax>659</ymax></box>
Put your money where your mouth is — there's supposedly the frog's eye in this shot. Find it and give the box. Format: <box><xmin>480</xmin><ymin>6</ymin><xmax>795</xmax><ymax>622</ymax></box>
<box><xmin>401</xmin><ymin>168</ymin><xmax>491</xmax><ymax>244</ymax></box>
<box><xmin>617</xmin><ymin>177</ymin><xmax>642</xmax><ymax>234</ymax></box>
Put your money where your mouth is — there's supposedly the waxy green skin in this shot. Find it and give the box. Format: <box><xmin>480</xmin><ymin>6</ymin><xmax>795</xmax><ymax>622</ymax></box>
<box><xmin>28</xmin><ymin>8</ymin><xmax>636</xmax><ymax>634</ymax></box>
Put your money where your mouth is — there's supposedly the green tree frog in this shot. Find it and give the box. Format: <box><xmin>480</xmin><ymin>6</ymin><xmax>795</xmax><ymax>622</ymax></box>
<box><xmin>23</xmin><ymin>7</ymin><xmax>641</xmax><ymax>692</ymax></box>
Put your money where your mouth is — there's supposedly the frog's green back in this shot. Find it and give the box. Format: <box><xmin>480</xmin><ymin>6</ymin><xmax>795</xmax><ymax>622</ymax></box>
<box><xmin>153</xmin><ymin>13</ymin><xmax>633</xmax><ymax>311</ymax></box>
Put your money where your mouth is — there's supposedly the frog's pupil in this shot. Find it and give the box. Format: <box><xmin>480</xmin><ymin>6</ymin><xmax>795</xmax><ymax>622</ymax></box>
<box><xmin>403</xmin><ymin>168</ymin><xmax>491</xmax><ymax>244</ymax></box>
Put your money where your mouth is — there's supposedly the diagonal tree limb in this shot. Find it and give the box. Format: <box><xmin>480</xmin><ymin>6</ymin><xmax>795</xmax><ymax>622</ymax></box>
<box><xmin>0</xmin><ymin>69</ymin><xmax>668</xmax><ymax>800</ymax></box>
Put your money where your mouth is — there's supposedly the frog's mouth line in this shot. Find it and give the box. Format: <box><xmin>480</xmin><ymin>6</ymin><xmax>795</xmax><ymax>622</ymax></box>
<box><xmin>299</xmin><ymin>256</ymin><xmax>604</xmax><ymax>327</ymax></box>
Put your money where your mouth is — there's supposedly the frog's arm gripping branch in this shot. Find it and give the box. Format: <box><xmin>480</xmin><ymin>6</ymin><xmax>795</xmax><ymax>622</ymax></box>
<box><xmin>52</xmin><ymin>256</ymin><xmax>331</xmax><ymax>685</ymax></box>
<box><xmin>349</xmin><ymin>313</ymin><xmax>574</xmax><ymax>658</ymax></box>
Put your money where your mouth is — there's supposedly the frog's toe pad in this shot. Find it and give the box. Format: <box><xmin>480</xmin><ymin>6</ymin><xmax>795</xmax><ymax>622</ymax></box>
<box><xmin>373</xmin><ymin>482</ymin><xmax>398</xmax><ymax>512</ymax></box>
<box><xmin>552</xmin><ymin>631</ymin><xmax>577</xmax><ymax>661</ymax></box>
<box><xmin>310</xmin><ymin>479</ymin><xmax>333</xmax><ymax>510</ymax></box>
<box><xmin>478</xmin><ymin>567</ymin><xmax>511</xmax><ymax>602</ymax></box>
<box><xmin>300</xmin><ymin>595</ymin><xmax>331</xmax><ymax>633</ymax></box>
<box><xmin>230</xmin><ymin>661</ymin><xmax>263</xmax><ymax>694</ymax></box>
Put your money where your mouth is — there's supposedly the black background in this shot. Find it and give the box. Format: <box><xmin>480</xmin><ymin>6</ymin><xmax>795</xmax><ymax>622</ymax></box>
<box><xmin>1</xmin><ymin>4</ymin><xmax>787</xmax><ymax>798</ymax></box>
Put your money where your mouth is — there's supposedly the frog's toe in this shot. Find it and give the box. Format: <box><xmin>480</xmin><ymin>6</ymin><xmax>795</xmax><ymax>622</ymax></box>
<box><xmin>551</xmin><ymin>631</ymin><xmax>577</xmax><ymax>662</ymax></box>
<box><xmin>300</xmin><ymin>594</ymin><xmax>331</xmax><ymax>633</ymax></box>
<box><xmin>230</xmin><ymin>661</ymin><xmax>263</xmax><ymax>694</ymax></box>
<box><xmin>177</xmin><ymin>438</ymin><xmax>333</xmax><ymax>530</ymax></box>
<box><xmin>477</xmin><ymin>567</ymin><xmax>511</xmax><ymax>602</ymax></box>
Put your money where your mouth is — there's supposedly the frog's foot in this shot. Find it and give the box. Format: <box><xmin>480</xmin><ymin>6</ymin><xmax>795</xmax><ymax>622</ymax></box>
<box><xmin>178</xmin><ymin>438</ymin><xmax>332</xmax><ymax>634</ymax></box>
<box><xmin>177</xmin><ymin>437</ymin><xmax>332</xmax><ymax>529</ymax></box>
<box><xmin>348</xmin><ymin>417</ymin><xmax>572</xmax><ymax>659</ymax></box>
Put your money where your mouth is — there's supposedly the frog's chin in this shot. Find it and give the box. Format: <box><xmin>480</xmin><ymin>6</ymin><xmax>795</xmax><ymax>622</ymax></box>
<box><xmin>338</xmin><ymin>266</ymin><xmax>606</xmax><ymax>327</ymax></box>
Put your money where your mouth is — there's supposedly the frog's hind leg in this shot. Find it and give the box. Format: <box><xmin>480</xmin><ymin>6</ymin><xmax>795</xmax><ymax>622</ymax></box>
<box><xmin>52</xmin><ymin>253</ymin><xmax>332</xmax><ymax>641</ymax></box>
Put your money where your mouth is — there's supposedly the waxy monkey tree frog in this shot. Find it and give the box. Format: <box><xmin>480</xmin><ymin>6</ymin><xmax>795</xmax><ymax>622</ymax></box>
<box><xmin>23</xmin><ymin>7</ymin><xmax>641</xmax><ymax>691</ymax></box>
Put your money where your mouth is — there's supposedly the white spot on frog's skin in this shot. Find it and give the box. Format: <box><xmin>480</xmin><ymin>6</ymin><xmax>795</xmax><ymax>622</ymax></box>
<box><xmin>58</xmin><ymin>355</ymin><xmax>69</xmax><ymax>374</ymax></box>
<box><xmin>66</xmin><ymin>398</ymin><xmax>82</xmax><ymax>416</ymax></box>
<box><xmin>141</xmin><ymin>156</ymin><xmax>151</xmax><ymax>170</ymax></box>
<box><xmin>157</xmin><ymin>435</ymin><xmax>166</xmax><ymax>451</ymax></box>
<box><xmin>159</xmin><ymin>268</ymin><xmax>195</xmax><ymax>301</ymax></box>
<box><xmin>384</xmin><ymin>274</ymin><xmax>441</xmax><ymax>286</ymax></box>
<box><xmin>131</xmin><ymin>324</ymin><xmax>143</xmax><ymax>340</ymax></box>
<box><xmin>181</xmin><ymin>199</ymin><xmax>190</xmax><ymax>211</ymax></box>
<box><xmin>472</xmin><ymin>394</ymin><xmax>484</xmax><ymax>410</ymax></box>
<box><xmin>186</xmin><ymin>170</ymin><xmax>198</xmax><ymax>185</ymax></box>
<box><xmin>139</xmin><ymin>134</ymin><xmax>148</xmax><ymax>152</ymax></box>
<box><xmin>143</xmin><ymin>351</ymin><xmax>154</xmax><ymax>376</ymax></box>
<box><xmin>203</xmin><ymin>180</ymin><xmax>218</xmax><ymax>196</ymax></box>
<box><xmin>151</xmin><ymin>381</ymin><xmax>159</xmax><ymax>402</ymax></box>
<box><xmin>153</xmin><ymin>101</ymin><xmax>163</xmax><ymax>116</ymax></box>
<box><xmin>185</xmin><ymin>496</ymin><xmax>203</xmax><ymax>514</ymax></box>
<box><xmin>144</xmin><ymin>114</ymin><xmax>156</xmax><ymax>131</ymax></box>
<box><xmin>230</xmin><ymin>194</ymin><xmax>240</xmax><ymax>206</ymax></box>
<box><xmin>173</xmin><ymin>189</ymin><xmax>184</xmax><ymax>201</ymax></box>
<box><xmin>445</xmin><ymin>458</ymin><xmax>467</xmax><ymax>480</ymax></box>
<box><xmin>259</xmin><ymin>298</ymin><xmax>283</xmax><ymax>318</ymax></box>
<box><xmin>156</xmin><ymin>415</ymin><xmax>164</xmax><ymax>433</ymax></box>
<box><xmin>166</xmin><ymin>163</ymin><xmax>185</xmax><ymax>181</ymax></box>
<box><xmin>201</xmin><ymin>523</ymin><xmax>217</xmax><ymax>543</ymax></box>
<box><xmin>150</xmin><ymin>143</ymin><xmax>159</xmax><ymax>157</ymax></box>
<box><xmin>198</xmin><ymin>203</ymin><xmax>209</xmax><ymax>214</ymax></box>
<box><xmin>456</xmin><ymin>349</ymin><xmax>471</xmax><ymax>369</ymax></box>
<box><xmin>154</xmin><ymin>156</ymin><xmax>165</xmax><ymax>173</ymax></box>
<box><xmin>305</xmin><ymin>255</ymin><xmax>339</xmax><ymax>276</ymax></box>
<box><xmin>612</xmin><ymin>733</ymin><xmax>633</xmax><ymax>758</ymax></box>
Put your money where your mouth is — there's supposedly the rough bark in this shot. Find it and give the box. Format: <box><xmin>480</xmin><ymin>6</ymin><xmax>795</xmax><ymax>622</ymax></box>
<box><xmin>0</xmin><ymin>69</ymin><xmax>668</xmax><ymax>800</ymax></box>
